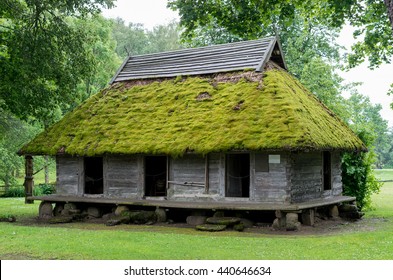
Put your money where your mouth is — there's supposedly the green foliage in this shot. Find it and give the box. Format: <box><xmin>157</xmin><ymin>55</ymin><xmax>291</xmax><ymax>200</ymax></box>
<box><xmin>1</xmin><ymin>8</ymin><xmax>183</xmax><ymax>188</ymax></box>
<box><xmin>169</xmin><ymin>0</ymin><xmax>393</xmax><ymax>69</ymax></box>
<box><xmin>346</xmin><ymin>0</ymin><xmax>393</xmax><ymax>69</ymax></box>
<box><xmin>1</xmin><ymin>183</ymin><xmax>56</xmax><ymax>198</ymax></box>
<box><xmin>343</xmin><ymin>91</ymin><xmax>390</xmax><ymax>168</ymax></box>
<box><xmin>145</xmin><ymin>21</ymin><xmax>182</xmax><ymax>54</ymax></box>
<box><xmin>35</xmin><ymin>183</ymin><xmax>56</xmax><ymax>195</ymax></box>
<box><xmin>342</xmin><ymin>131</ymin><xmax>382</xmax><ymax>210</ymax></box>
<box><xmin>1</xmin><ymin>186</ymin><xmax>25</xmax><ymax>198</ymax></box>
<box><xmin>110</xmin><ymin>19</ymin><xmax>149</xmax><ymax>58</ymax></box>
<box><xmin>70</xmin><ymin>15</ymin><xmax>122</xmax><ymax>109</ymax></box>
<box><xmin>0</xmin><ymin>0</ymin><xmax>115</xmax><ymax>122</ymax></box>
<box><xmin>0</xmin><ymin>111</ymin><xmax>40</xmax><ymax>190</ymax></box>
<box><xmin>20</xmin><ymin>69</ymin><xmax>364</xmax><ymax>157</ymax></box>
<box><xmin>110</xmin><ymin>19</ymin><xmax>183</xmax><ymax>59</ymax></box>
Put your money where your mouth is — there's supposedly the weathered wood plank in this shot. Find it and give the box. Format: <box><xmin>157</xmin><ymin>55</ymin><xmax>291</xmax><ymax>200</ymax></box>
<box><xmin>290</xmin><ymin>152</ymin><xmax>324</xmax><ymax>202</ymax></box>
<box><xmin>56</xmin><ymin>157</ymin><xmax>81</xmax><ymax>195</ymax></box>
<box><xmin>30</xmin><ymin>194</ymin><xmax>356</xmax><ymax>211</ymax></box>
<box><xmin>104</xmin><ymin>155</ymin><xmax>140</xmax><ymax>198</ymax></box>
<box><xmin>252</xmin><ymin>152</ymin><xmax>289</xmax><ymax>203</ymax></box>
<box><xmin>170</xmin><ymin>154</ymin><xmax>206</xmax><ymax>197</ymax></box>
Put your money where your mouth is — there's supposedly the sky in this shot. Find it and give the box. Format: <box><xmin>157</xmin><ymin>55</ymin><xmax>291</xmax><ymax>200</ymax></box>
<box><xmin>102</xmin><ymin>0</ymin><xmax>393</xmax><ymax>127</ymax></box>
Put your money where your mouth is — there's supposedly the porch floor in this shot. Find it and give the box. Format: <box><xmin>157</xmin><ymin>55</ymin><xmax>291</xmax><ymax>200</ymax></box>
<box><xmin>27</xmin><ymin>195</ymin><xmax>356</xmax><ymax>211</ymax></box>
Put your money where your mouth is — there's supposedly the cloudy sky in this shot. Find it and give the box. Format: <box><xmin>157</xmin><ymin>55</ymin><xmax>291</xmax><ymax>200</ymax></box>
<box><xmin>102</xmin><ymin>0</ymin><xmax>393</xmax><ymax>127</ymax></box>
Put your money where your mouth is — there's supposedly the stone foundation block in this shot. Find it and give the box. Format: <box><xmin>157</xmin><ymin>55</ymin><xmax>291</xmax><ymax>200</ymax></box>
<box><xmin>115</xmin><ymin>205</ymin><xmax>129</xmax><ymax>216</ymax></box>
<box><xmin>301</xmin><ymin>209</ymin><xmax>315</xmax><ymax>226</ymax></box>
<box><xmin>186</xmin><ymin>215</ymin><xmax>207</xmax><ymax>226</ymax></box>
<box><xmin>155</xmin><ymin>208</ymin><xmax>167</xmax><ymax>222</ymax></box>
<box><xmin>329</xmin><ymin>205</ymin><xmax>339</xmax><ymax>218</ymax></box>
<box><xmin>39</xmin><ymin>202</ymin><xmax>53</xmax><ymax>219</ymax></box>
<box><xmin>87</xmin><ymin>206</ymin><xmax>102</xmax><ymax>218</ymax></box>
<box><xmin>286</xmin><ymin>212</ymin><xmax>300</xmax><ymax>231</ymax></box>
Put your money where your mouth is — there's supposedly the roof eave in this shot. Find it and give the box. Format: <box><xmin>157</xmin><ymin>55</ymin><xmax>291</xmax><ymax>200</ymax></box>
<box><xmin>109</xmin><ymin>55</ymin><xmax>130</xmax><ymax>85</ymax></box>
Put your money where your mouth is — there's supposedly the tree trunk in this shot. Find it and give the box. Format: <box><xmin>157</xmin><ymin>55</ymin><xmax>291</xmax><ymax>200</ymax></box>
<box><xmin>385</xmin><ymin>0</ymin><xmax>393</xmax><ymax>33</ymax></box>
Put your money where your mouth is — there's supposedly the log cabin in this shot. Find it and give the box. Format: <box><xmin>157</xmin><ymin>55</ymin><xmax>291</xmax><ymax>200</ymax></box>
<box><xmin>19</xmin><ymin>37</ymin><xmax>365</xmax><ymax>229</ymax></box>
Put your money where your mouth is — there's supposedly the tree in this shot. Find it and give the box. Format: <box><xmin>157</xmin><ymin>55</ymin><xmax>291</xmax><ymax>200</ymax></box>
<box><xmin>0</xmin><ymin>0</ymin><xmax>114</xmax><ymax>122</ymax></box>
<box><xmin>110</xmin><ymin>19</ymin><xmax>183</xmax><ymax>59</ymax></box>
<box><xmin>384</xmin><ymin>0</ymin><xmax>393</xmax><ymax>32</ymax></box>
<box><xmin>379</xmin><ymin>128</ymin><xmax>393</xmax><ymax>167</ymax></box>
<box><xmin>145</xmin><ymin>21</ymin><xmax>182</xmax><ymax>54</ymax></box>
<box><xmin>0</xmin><ymin>110</ymin><xmax>39</xmax><ymax>190</ymax></box>
<box><xmin>72</xmin><ymin>15</ymin><xmax>121</xmax><ymax>107</ymax></box>
<box><xmin>168</xmin><ymin>0</ymin><xmax>393</xmax><ymax>68</ymax></box>
<box><xmin>110</xmin><ymin>18</ymin><xmax>149</xmax><ymax>58</ymax></box>
<box><xmin>344</xmin><ymin>90</ymin><xmax>392</xmax><ymax>169</ymax></box>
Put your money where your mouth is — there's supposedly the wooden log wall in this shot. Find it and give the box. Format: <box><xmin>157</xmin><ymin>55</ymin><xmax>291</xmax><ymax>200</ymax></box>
<box><xmin>54</xmin><ymin>151</ymin><xmax>344</xmax><ymax>204</ymax></box>
<box><xmin>290</xmin><ymin>152</ymin><xmax>343</xmax><ymax>203</ymax></box>
<box><xmin>290</xmin><ymin>152</ymin><xmax>322</xmax><ymax>202</ymax></box>
<box><xmin>207</xmin><ymin>153</ymin><xmax>223</xmax><ymax>196</ymax></box>
<box><xmin>251</xmin><ymin>153</ymin><xmax>290</xmax><ymax>203</ymax></box>
<box><xmin>56</xmin><ymin>156</ymin><xmax>83</xmax><ymax>195</ymax></box>
<box><xmin>104</xmin><ymin>155</ymin><xmax>141</xmax><ymax>198</ymax></box>
<box><xmin>168</xmin><ymin>154</ymin><xmax>208</xmax><ymax>200</ymax></box>
<box><xmin>323</xmin><ymin>152</ymin><xmax>342</xmax><ymax>198</ymax></box>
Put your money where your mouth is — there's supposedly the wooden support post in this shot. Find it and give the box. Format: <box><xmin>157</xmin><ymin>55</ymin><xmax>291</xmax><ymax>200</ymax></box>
<box><xmin>166</xmin><ymin>156</ymin><xmax>169</xmax><ymax>193</ymax></box>
<box><xmin>204</xmin><ymin>154</ymin><xmax>209</xmax><ymax>194</ymax></box>
<box><xmin>24</xmin><ymin>155</ymin><xmax>34</xmax><ymax>204</ymax></box>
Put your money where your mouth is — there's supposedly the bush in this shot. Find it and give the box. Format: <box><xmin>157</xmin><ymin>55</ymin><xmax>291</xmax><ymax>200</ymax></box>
<box><xmin>2</xmin><ymin>186</ymin><xmax>25</xmax><ymax>197</ymax></box>
<box><xmin>1</xmin><ymin>183</ymin><xmax>56</xmax><ymax>197</ymax></box>
<box><xmin>35</xmin><ymin>183</ymin><xmax>56</xmax><ymax>195</ymax></box>
<box><xmin>342</xmin><ymin>130</ymin><xmax>382</xmax><ymax>210</ymax></box>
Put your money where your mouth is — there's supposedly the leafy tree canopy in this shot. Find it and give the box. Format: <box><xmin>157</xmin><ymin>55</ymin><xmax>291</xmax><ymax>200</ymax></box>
<box><xmin>168</xmin><ymin>0</ymin><xmax>393</xmax><ymax>68</ymax></box>
<box><xmin>110</xmin><ymin>18</ymin><xmax>182</xmax><ymax>59</ymax></box>
<box><xmin>0</xmin><ymin>0</ymin><xmax>114</xmax><ymax>122</ymax></box>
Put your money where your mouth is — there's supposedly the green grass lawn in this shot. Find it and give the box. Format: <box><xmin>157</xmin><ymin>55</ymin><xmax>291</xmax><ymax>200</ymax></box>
<box><xmin>1</xmin><ymin>173</ymin><xmax>393</xmax><ymax>260</ymax></box>
<box><xmin>374</xmin><ymin>169</ymin><xmax>393</xmax><ymax>181</ymax></box>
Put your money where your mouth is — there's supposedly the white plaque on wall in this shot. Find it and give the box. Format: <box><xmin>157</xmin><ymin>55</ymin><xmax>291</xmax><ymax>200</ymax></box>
<box><xmin>269</xmin><ymin>155</ymin><xmax>280</xmax><ymax>164</ymax></box>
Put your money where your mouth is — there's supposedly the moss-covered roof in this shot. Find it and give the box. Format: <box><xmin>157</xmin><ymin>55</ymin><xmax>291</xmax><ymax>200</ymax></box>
<box><xmin>20</xmin><ymin>67</ymin><xmax>365</xmax><ymax>156</ymax></box>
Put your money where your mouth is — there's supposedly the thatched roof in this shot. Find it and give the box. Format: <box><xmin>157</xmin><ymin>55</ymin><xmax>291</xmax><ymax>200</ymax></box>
<box><xmin>20</xmin><ymin>63</ymin><xmax>365</xmax><ymax>156</ymax></box>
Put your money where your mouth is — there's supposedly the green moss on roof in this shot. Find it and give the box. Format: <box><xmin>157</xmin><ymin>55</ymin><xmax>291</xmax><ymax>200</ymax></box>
<box><xmin>20</xmin><ymin>68</ymin><xmax>365</xmax><ymax>156</ymax></box>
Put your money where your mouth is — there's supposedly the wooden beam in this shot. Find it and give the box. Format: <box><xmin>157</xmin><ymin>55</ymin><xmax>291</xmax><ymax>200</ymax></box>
<box><xmin>26</xmin><ymin>195</ymin><xmax>356</xmax><ymax>211</ymax></box>
<box><xmin>24</xmin><ymin>155</ymin><xmax>34</xmax><ymax>204</ymax></box>
<box><xmin>166</xmin><ymin>156</ymin><xmax>169</xmax><ymax>194</ymax></box>
<box><xmin>205</xmin><ymin>154</ymin><xmax>209</xmax><ymax>194</ymax></box>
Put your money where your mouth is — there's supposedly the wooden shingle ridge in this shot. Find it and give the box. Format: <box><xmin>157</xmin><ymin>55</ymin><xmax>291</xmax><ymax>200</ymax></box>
<box><xmin>110</xmin><ymin>36</ymin><xmax>286</xmax><ymax>84</ymax></box>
